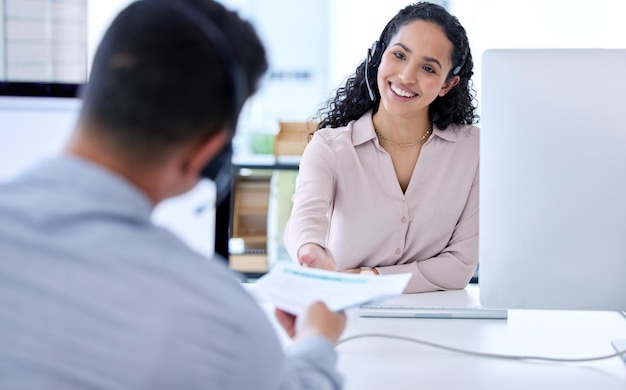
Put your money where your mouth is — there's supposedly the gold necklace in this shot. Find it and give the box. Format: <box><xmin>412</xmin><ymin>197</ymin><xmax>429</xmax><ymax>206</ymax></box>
<box><xmin>375</xmin><ymin>125</ymin><xmax>432</xmax><ymax>147</ymax></box>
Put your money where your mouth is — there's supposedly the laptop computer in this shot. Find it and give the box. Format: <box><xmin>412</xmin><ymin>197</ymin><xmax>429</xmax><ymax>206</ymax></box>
<box><xmin>358</xmin><ymin>284</ymin><xmax>507</xmax><ymax>319</ymax></box>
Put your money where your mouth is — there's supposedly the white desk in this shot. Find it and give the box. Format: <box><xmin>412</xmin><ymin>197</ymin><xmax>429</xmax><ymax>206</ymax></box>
<box><xmin>255</xmin><ymin>284</ymin><xmax>626</xmax><ymax>390</ymax></box>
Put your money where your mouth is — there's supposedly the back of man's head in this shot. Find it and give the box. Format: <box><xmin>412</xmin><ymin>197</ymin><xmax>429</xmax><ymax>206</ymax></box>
<box><xmin>79</xmin><ymin>0</ymin><xmax>267</xmax><ymax>165</ymax></box>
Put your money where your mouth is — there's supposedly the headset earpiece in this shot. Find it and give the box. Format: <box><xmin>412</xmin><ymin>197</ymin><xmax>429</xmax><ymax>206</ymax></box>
<box><xmin>452</xmin><ymin>47</ymin><xmax>468</xmax><ymax>76</ymax></box>
<box><xmin>367</xmin><ymin>40</ymin><xmax>385</xmax><ymax>67</ymax></box>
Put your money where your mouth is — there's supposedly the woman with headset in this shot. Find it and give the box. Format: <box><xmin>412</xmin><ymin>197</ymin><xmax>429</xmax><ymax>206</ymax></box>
<box><xmin>284</xmin><ymin>2</ymin><xmax>480</xmax><ymax>293</ymax></box>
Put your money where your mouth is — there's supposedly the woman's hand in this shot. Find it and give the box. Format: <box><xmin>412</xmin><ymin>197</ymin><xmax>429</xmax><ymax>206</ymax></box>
<box><xmin>297</xmin><ymin>243</ymin><xmax>336</xmax><ymax>271</ymax></box>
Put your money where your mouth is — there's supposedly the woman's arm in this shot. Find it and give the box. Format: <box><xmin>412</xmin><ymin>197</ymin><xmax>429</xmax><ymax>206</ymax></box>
<box><xmin>283</xmin><ymin>137</ymin><xmax>336</xmax><ymax>268</ymax></box>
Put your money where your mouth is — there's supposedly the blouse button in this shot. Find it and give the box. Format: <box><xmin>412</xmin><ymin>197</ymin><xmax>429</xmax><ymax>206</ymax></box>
<box><xmin>394</xmin><ymin>248</ymin><xmax>401</xmax><ymax>255</ymax></box>
<box><xmin>401</xmin><ymin>217</ymin><xmax>407</xmax><ymax>224</ymax></box>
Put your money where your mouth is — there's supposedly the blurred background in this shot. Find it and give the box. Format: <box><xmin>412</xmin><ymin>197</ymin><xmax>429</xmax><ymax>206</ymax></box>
<box><xmin>2</xmin><ymin>0</ymin><xmax>626</xmax><ymax>276</ymax></box>
<box><xmin>4</xmin><ymin>0</ymin><xmax>626</xmax><ymax>151</ymax></box>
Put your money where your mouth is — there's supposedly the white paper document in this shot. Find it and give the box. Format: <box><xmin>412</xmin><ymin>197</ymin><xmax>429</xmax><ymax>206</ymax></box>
<box><xmin>252</xmin><ymin>262</ymin><xmax>411</xmax><ymax>315</ymax></box>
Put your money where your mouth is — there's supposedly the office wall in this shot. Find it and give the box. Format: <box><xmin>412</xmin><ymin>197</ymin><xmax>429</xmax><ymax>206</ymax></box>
<box><xmin>327</xmin><ymin>0</ymin><xmax>446</xmax><ymax>90</ymax></box>
<box><xmin>227</xmin><ymin>0</ymin><xmax>331</xmax><ymax>157</ymax></box>
<box><xmin>6</xmin><ymin>0</ymin><xmax>625</xmax><ymax>265</ymax></box>
<box><xmin>85</xmin><ymin>0</ymin><xmax>445</xmax><ymax>156</ymax></box>
<box><xmin>86</xmin><ymin>0</ymin><xmax>131</xmax><ymax>74</ymax></box>
<box><xmin>448</xmin><ymin>0</ymin><xmax>626</xmax><ymax>115</ymax></box>
<box><xmin>80</xmin><ymin>0</ymin><xmax>626</xmax><ymax>135</ymax></box>
<box><xmin>0</xmin><ymin>0</ymin><xmax>5</xmax><ymax>78</ymax></box>
<box><xmin>3</xmin><ymin>0</ymin><xmax>87</xmax><ymax>82</ymax></box>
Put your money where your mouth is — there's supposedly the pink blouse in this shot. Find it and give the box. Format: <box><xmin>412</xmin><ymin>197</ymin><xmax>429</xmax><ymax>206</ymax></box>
<box><xmin>283</xmin><ymin>111</ymin><xmax>479</xmax><ymax>293</ymax></box>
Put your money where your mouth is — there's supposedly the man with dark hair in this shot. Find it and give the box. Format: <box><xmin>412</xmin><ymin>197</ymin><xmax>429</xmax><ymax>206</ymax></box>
<box><xmin>0</xmin><ymin>1</ymin><xmax>345</xmax><ymax>388</ymax></box>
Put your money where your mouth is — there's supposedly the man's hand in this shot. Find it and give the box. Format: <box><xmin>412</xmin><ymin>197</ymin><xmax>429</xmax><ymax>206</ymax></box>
<box><xmin>297</xmin><ymin>243</ymin><xmax>336</xmax><ymax>271</ymax></box>
<box><xmin>274</xmin><ymin>301</ymin><xmax>346</xmax><ymax>344</ymax></box>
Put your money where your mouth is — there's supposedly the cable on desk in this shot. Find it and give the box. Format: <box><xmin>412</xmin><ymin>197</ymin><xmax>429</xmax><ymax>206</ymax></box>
<box><xmin>336</xmin><ymin>333</ymin><xmax>626</xmax><ymax>363</ymax></box>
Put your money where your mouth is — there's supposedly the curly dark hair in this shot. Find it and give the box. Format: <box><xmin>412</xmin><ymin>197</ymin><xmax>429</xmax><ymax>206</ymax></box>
<box><xmin>316</xmin><ymin>2</ymin><xmax>478</xmax><ymax>132</ymax></box>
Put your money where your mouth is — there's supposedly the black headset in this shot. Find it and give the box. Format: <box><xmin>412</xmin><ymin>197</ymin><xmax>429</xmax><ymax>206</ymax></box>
<box><xmin>365</xmin><ymin>25</ymin><xmax>467</xmax><ymax>102</ymax></box>
<box><xmin>365</xmin><ymin>40</ymin><xmax>385</xmax><ymax>101</ymax></box>
<box><xmin>153</xmin><ymin>0</ymin><xmax>248</xmax><ymax>205</ymax></box>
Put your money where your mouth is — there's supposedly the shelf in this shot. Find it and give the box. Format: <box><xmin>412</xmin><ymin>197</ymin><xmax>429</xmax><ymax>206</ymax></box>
<box><xmin>230</xmin><ymin>253</ymin><xmax>268</xmax><ymax>273</ymax></box>
<box><xmin>229</xmin><ymin>138</ymin><xmax>304</xmax><ymax>277</ymax></box>
<box><xmin>230</xmin><ymin>170</ymin><xmax>272</xmax><ymax>274</ymax></box>
<box><xmin>233</xmin><ymin>154</ymin><xmax>300</xmax><ymax>170</ymax></box>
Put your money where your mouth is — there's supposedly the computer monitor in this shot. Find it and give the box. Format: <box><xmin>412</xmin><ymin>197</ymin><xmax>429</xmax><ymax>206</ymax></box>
<box><xmin>0</xmin><ymin>82</ymin><xmax>223</xmax><ymax>263</ymax></box>
<box><xmin>479</xmin><ymin>49</ymin><xmax>626</xmax><ymax>312</ymax></box>
<box><xmin>0</xmin><ymin>82</ymin><xmax>81</xmax><ymax>182</ymax></box>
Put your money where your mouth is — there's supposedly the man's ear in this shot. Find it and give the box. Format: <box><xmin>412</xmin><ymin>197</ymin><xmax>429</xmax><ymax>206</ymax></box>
<box><xmin>439</xmin><ymin>75</ymin><xmax>460</xmax><ymax>97</ymax></box>
<box><xmin>184</xmin><ymin>129</ymin><xmax>229</xmax><ymax>178</ymax></box>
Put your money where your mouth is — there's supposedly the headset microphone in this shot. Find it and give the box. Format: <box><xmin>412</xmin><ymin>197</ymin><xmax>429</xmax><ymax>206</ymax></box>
<box><xmin>365</xmin><ymin>46</ymin><xmax>376</xmax><ymax>101</ymax></box>
<box><xmin>365</xmin><ymin>40</ymin><xmax>385</xmax><ymax>102</ymax></box>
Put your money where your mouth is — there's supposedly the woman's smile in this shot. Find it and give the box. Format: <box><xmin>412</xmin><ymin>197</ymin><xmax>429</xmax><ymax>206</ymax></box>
<box><xmin>390</xmin><ymin>82</ymin><xmax>417</xmax><ymax>98</ymax></box>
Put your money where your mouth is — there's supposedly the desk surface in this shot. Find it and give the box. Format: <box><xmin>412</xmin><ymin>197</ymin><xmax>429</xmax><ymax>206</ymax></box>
<box><xmin>255</xmin><ymin>284</ymin><xmax>626</xmax><ymax>390</ymax></box>
<box><xmin>232</xmin><ymin>154</ymin><xmax>300</xmax><ymax>170</ymax></box>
